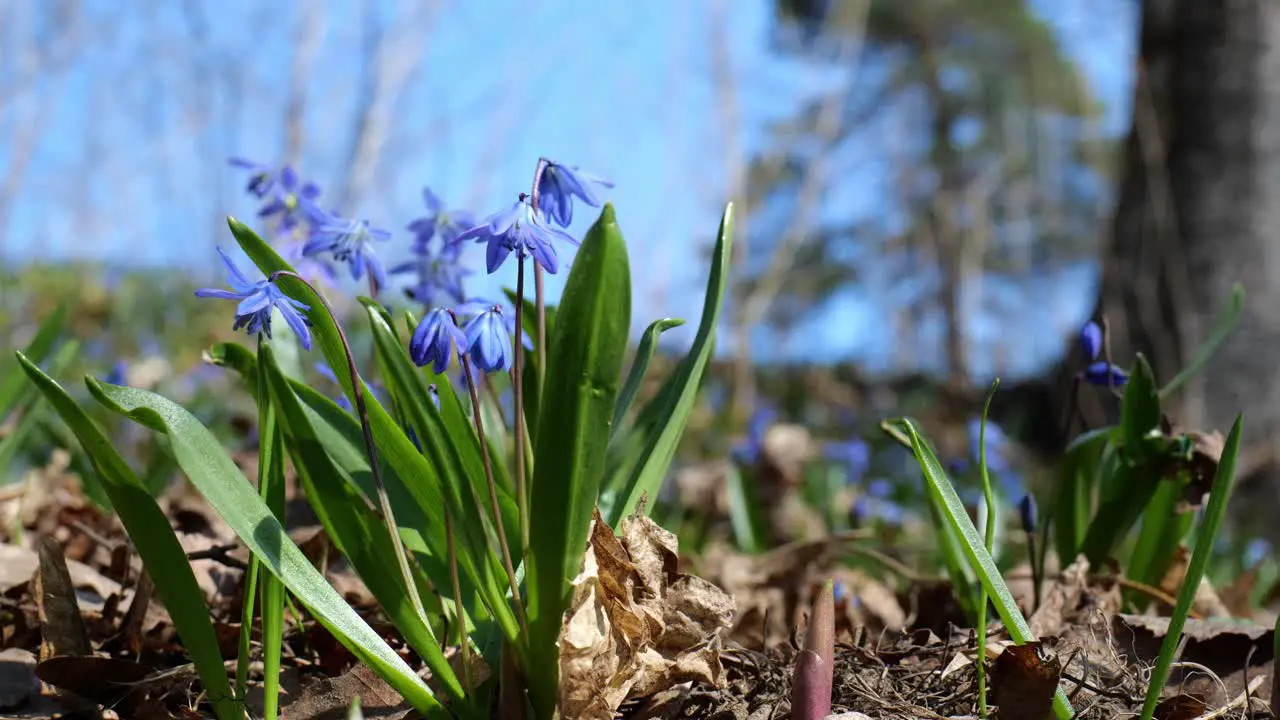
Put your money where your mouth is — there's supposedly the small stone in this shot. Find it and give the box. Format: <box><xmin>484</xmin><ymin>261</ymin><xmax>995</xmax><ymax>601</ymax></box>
<box><xmin>0</xmin><ymin>648</ymin><xmax>39</xmax><ymax>709</ymax></box>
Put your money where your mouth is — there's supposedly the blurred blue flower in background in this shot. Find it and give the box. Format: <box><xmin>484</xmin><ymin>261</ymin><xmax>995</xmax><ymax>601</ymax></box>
<box><xmin>315</xmin><ymin>361</ymin><xmax>387</xmax><ymax>412</ymax></box>
<box><xmin>228</xmin><ymin>157</ymin><xmax>279</xmax><ymax>199</ymax></box>
<box><xmin>1243</xmin><ymin>538</ymin><xmax>1270</xmax><ymax>570</ymax></box>
<box><xmin>536</xmin><ymin>160</ymin><xmax>613</xmax><ymax>227</ymax></box>
<box><xmin>304</xmin><ymin>213</ymin><xmax>391</xmax><ymax>291</ymax></box>
<box><xmin>407</xmin><ymin>188</ymin><xmax>475</xmax><ymax>249</ymax></box>
<box><xmin>256</xmin><ymin>165</ymin><xmax>323</xmax><ymax>232</ymax></box>
<box><xmin>731</xmin><ymin>406</ymin><xmax>777</xmax><ymax>466</ymax></box>
<box><xmin>195</xmin><ymin>247</ymin><xmax>312</xmax><ymax>350</ymax></box>
<box><xmin>825</xmin><ymin>437</ymin><xmax>870</xmax><ymax>484</ymax></box>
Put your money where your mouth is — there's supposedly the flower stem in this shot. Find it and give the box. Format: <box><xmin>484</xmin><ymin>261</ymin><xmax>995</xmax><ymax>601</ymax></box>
<box><xmin>269</xmin><ymin>271</ymin><xmax>430</xmax><ymax>630</ymax></box>
<box><xmin>512</xmin><ymin>257</ymin><xmax>530</xmax><ymax>552</ymax></box>
<box><xmin>458</xmin><ymin>345</ymin><xmax>529</xmax><ymax>633</ymax></box>
<box><xmin>528</xmin><ymin>158</ymin><xmax>550</xmax><ymax>399</ymax></box>
<box><xmin>443</xmin><ymin>507</ymin><xmax>472</xmax><ymax>694</ymax></box>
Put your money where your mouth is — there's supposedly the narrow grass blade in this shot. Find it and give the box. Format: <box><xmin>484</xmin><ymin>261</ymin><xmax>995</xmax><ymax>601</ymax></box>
<box><xmin>0</xmin><ymin>302</ymin><xmax>66</xmax><ymax>418</ymax></box>
<box><xmin>1139</xmin><ymin>415</ymin><xmax>1242</xmax><ymax>720</ymax></box>
<box><xmin>1159</xmin><ymin>283</ymin><xmax>1243</xmax><ymax>399</ymax></box>
<box><xmin>527</xmin><ymin>203</ymin><xmax>632</xmax><ymax>718</ymax></box>
<box><xmin>606</xmin><ymin>203</ymin><xmax>733</xmax><ymax>526</ymax></box>
<box><xmin>976</xmin><ymin>382</ymin><xmax>999</xmax><ymax>718</ymax></box>
<box><xmin>897</xmin><ymin>418</ymin><xmax>1074</xmax><ymax>720</ymax></box>
<box><xmin>87</xmin><ymin>379</ymin><xmax>444</xmax><ymax>715</ymax></box>
<box><xmin>227</xmin><ymin>218</ymin><xmax>518</xmax><ymax>645</ymax></box>
<box><xmin>258</xmin><ymin>343</ymin><xmax>464</xmax><ymax>706</ymax></box>
<box><xmin>15</xmin><ymin>353</ymin><xmax>239</xmax><ymax>720</ymax></box>
<box><xmin>724</xmin><ymin>463</ymin><xmax>767</xmax><ymax>554</ymax></box>
<box><xmin>612</xmin><ymin>318</ymin><xmax>684</xmax><ymax>433</ymax></box>
<box><xmin>235</xmin><ymin>553</ymin><xmax>260</xmax><ymax>700</ymax></box>
<box><xmin>256</xmin><ymin>348</ymin><xmax>287</xmax><ymax>720</ymax></box>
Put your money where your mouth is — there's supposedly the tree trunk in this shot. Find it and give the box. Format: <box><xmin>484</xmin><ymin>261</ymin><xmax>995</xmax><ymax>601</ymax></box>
<box><xmin>1006</xmin><ymin>0</ymin><xmax>1280</xmax><ymax>538</ymax></box>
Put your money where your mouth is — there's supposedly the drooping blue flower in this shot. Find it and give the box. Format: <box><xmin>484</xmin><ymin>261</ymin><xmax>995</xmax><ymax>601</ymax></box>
<box><xmin>408</xmin><ymin>188</ymin><xmax>476</xmax><ymax>250</ymax></box>
<box><xmin>196</xmin><ymin>247</ymin><xmax>312</xmax><ymax>350</ymax></box>
<box><xmin>1083</xmin><ymin>361</ymin><xmax>1129</xmax><ymax>387</ymax></box>
<box><xmin>731</xmin><ymin>407</ymin><xmax>777</xmax><ymax>466</ymax></box>
<box><xmin>305</xmin><ymin>212</ymin><xmax>391</xmax><ymax>291</ymax></box>
<box><xmin>228</xmin><ymin>157</ymin><xmax>279</xmax><ymax>199</ymax></box>
<box><xmin>1080</xmin><ymin>321</ymin><xmax>1103</xmax><ymax>359</ymax></box>
<box><xmin>825</xmin><ymin>438</ymin><xmax>870</xmax><ymax>484</ymax></box>
<box><xmin>455</xmin><ymin>196</ymin><xmax>578</xmax><ymax>274</ymax></box>
<box><xmin>257</xmin><ymin>165</ymin><xmax>323</xmax><ymax>231</ymax></box>
<box><xmin>410</xmin><ymin>307</ymin><xmax>467</xmax><ymax>374</ymax></box>
<box><xmin>458</xmin><ymin>302</ymin><xmax>528</xmax><ymax>374</ymax></box>
<box><xmin>536</xmin><ymin>160</ymin><xmax>614</xmax><ymax>228</ymax></box>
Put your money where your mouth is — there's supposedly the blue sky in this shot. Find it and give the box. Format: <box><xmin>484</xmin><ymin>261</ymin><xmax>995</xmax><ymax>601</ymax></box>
<box><xmin>0</xmin><ymin>0</ymin><xmax>1137</xmax><ymax>379</ymax></box>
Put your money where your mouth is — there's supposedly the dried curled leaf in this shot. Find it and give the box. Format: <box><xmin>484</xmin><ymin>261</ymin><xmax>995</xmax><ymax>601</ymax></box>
<box><xmin>558</xmin><ymin>510</ymin><xmax>735</xmax><ymax>720</ymax></box>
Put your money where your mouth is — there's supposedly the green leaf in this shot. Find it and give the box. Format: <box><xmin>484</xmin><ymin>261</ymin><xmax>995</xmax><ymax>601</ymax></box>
<box><xmin>0</xmin><ymin>302</ymin><xmax>67</xmax><ymax>419</ymax></box>
<box><xmin>258</xmin><ymin>343</ymin><xmax>464</xmax><ymax>705</ymax></box>
<box><xmin>724</xmin><ymin>463</ymin><xmax>767</xmax><ymax>554</ymax></box>
<box><xmin>1121</xmin><ymin>354</ymin><xmax>1160</xmax><ymax>461</ymax></box>
<box><xmin>15</xmin><ymin>353</ymin><xmax>239</xmax><ymax>720</ymax></box>
<box><xmin>87</xmin><ymin>379</ymin><xmax>443</xmax><ymax>715</ymax></box>
<box><xmin>0</xmin><ymin>340</ymin><xmax>79</xmax><ymax>476</ymax></box>
<box><xmin>1047</xmin><ymin>431</ymin><xmax>1108</xmax><ymax>565</ymax></box>
<box><xmin>1080</xmin><ymin>458</ymin><xmax>1160</xmax><ymax>568</ymax></box>
<box><xmin>897</xmin><ymin>418</ymin><xmax>1074</xmax><ymax>720</ymax></box>
<box><xmin>226</xmin><ymin>218</ymin><xmax>519</xmax><ymax>645</ymax></box>
<box><xmin>1138</xmin><ymin>415</ymin><xmax>1242</xmax><ymax>720</ymax></box>
<box><xmin>1126</xmin><ymin>479</ymin><xmax>1194</xmax><ymax>594</ymax></box>
<box><xmin>1159</xmin><ymin>283</ymin><xmax>1244</xmax><ymax>399</ymax></box>
<box><xmin>605</xmin><ymin>203</ymin><xmax>733</xmax><ymax>526</ymax></box>
<box><xmin>527</xmin><ymin>203</ymin><xmax>632</xmax><ymax>717</ymax></box>
<box><xmin>612</xmin><ymin>318</ymin><xmax>684</xmax><ymax>433</ymax></box>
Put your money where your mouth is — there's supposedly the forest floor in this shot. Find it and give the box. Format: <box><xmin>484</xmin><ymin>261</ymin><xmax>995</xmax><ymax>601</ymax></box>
<box><xmin>0</xmin><ymin>453</ymin><xmax>1275</xmax><ymax>720</ymax></box>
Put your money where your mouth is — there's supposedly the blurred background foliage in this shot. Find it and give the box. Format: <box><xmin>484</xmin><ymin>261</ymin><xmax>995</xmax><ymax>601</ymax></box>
<box><xmin>3</xmin><ymin>0</ymin><xmax>1279</xmax><ymax>555</ymax></box>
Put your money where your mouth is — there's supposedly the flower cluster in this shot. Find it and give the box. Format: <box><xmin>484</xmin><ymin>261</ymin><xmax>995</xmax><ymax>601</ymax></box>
<box><xmin>227</xmin><ymin>158</ymin><xmax>391</xmax><ymax>293</ymax></box>
<box><xmin>210</xmin><ymin>156</ymin><xmax>612</xmax><ymax>382</ymax></box>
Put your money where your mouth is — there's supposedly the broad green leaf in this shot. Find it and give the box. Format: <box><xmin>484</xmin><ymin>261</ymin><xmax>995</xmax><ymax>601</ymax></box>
<box><xmin>1139</xmin><ymin>415</ymin><xmax>1242</xmax><ymax>720</ymax></box>
<box><xmin>258</xmin><ymin>343</ymin><xmax>463</xmax><ymax>705</ymax></box>
<box><xmin>897</xmin><ymin>418</ymin><xmax>1074</xmax><ymax>720</ymax></box>
<box><xmin>226</xmin><ymin>218</ymin><xmax>518</xmax><ymax>645</ymax></box>
<box><xmin>209</xmin><ymin>342</ymin><xmax>480</xmax><ymax>629</ymax></box>
<box><xmin>527</xmin><ymin>203</ymin><xmax>632</xmax><ymax>718</ymax></box>
<box><xmin>1126</xmin><ymin>479</ymin><xmax>1193</xmax><ymax>594</ymax></box>
<box><xmin>87</xmin><ymin>380</ymin><xmax>443</xmax><ymax>715</ymax></box>
<box><xmin>1081</xmin><ymin>460</ymin><xmax>1159</xmax><ymax>568</ymax></box>
<box><xmin>1121</xmin><ymin>354</ymin><xmax>1160</xmax><ymax>462</ymax></box>
<box><xmin>0</xmin><ymin>302</ymin><xmax>67</xmax><ymax>418</ymax></box>
<box><xmin>612</xmin><ymin>318</ymin><xmax>684</xmax><ymax>433</ymax></box>
<box><xmin>1159</xmin><ymin>283</ymin><xmax>1244</xmax><ymax>399</ymax></box>
<box><xmin>606</xmin><ymin>203</ymin><xmax>734</xmax><ymax>526</ymax></box>
<box><xmin>1048</xmin><ymin>431</ymin><xmax>1107</xmax><ymax>565</ymax></box>
<box><xmin>255</xmin><ymin>349</ymin><xmax>287</xmax><ymax>720</ymax></box>
<box><xmin>15</xmin><ymin>354</ymin><xmax>239</xmax><ymax>720</ymax></box>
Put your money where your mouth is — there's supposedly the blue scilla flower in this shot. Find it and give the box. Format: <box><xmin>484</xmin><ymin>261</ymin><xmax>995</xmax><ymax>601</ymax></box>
<box><xmin>228</xmin><ymin>157</ymin><xmax>278</xmax><ymax>199</ymax></box>
<box><xmin>457</xmin><ymin>302</ymin><xmax>530</xmax><ymax>374</ymax></box>
<box><xmin>455</xmin><ymin>196</ymin><xmax>578</xmax><ymax>274</ymax></box>
<box><xmin>391</xmin><ymin>234</ymin><xmax>470</xmax><ymax>306</ymax></box>
<box><xmin>410</xmin><ymin>307</ymin><xmax>467</xmax><ymax>374</ymax></box>
<box><xmin>257</xmin><ymin>165</ymin><xmax>322</xmax><ymax>232</ymax></box>
<box><xmin>196</xmin><ymin>247</ymin><xmax>312</xmax><ymax>350</ymax></box>
<box><xmin>1077</xmin><ymin>320</ymin><xmax>1128</xmax><ymax>388</ymax></box>
<box><xmin>1083</xmin><ymin>361</ymin><xmax>1129</xmax><ymax>387</ymax></box>
<box><xmin>825</xmin><ymin>438</ymin><xmax>870</xmax><ymax>484</ymax></box>
<box><xmin>537</xmin><ymin>160</ymin><xmax>614</xmax><ymax>227</ymax></box>
<box><xmin>305</xmin><ymin>212</ymin><xmax>391</xmax><ymax>291</ymax></box>
<box><xmin>731</xmin><ymin>407</ymin><xmax>777</xmax><ymax>466</ymax></box>
<box><xmin>408</xmin><ymin>188</ymin><xmax>475</xmax><ymax>249</ymax></box>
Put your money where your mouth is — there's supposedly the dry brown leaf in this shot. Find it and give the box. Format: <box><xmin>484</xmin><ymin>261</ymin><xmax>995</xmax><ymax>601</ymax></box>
<box><xmin>557</xmin><ymin>510</ymin><xmax>734</xmax><ymax>720</ymax></box>
<box><xmin>989</xmin><ymin>642</ymin><xmax>1062</xmax><ymax>720</ymax></box>
<box><xmin>281</xmin><ymin>663</ymin><xmax>409</xmax><ymax>720</ymax></box>
<box><xmin>1151</xmin><ymin>692</ymin><xmax>1207</xmax><ymax>720</ymax></box>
